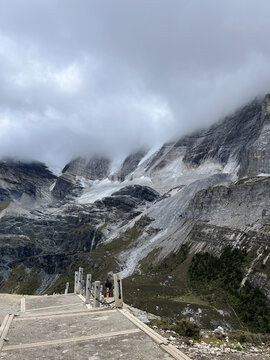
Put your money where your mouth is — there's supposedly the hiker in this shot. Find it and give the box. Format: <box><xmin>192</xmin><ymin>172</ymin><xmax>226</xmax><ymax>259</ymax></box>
<box><xmin>105</xmin><ymin>279</ymin><xmax>113</xmax><ymax>297</ymax></box>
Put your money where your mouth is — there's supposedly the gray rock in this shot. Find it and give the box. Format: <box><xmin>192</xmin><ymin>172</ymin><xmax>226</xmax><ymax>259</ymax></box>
<box><xmin>113</xmin><ymin>150</ymin><xmax>147</xmax><ymax>181</ymax></box>
<box><xmin>62</xmin><ymin>156</ymin><xmax>111</xmax><ymax>180</ymax></box>
<box><xmin>112</xmin><ymin>185</ymin><xmax>159</xmax><ymax>202</ymax></box>
<box><xmin>0</xmin><ymin>160</ymin><xmax>56</xmax><ymax>202</ymax></box>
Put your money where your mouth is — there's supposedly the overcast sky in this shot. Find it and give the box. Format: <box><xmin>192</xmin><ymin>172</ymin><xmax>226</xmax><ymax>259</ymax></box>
<box><xmin>0</xmin><ymin>0</ymin><xmax>270</xmax><ymax>169</ymax></box>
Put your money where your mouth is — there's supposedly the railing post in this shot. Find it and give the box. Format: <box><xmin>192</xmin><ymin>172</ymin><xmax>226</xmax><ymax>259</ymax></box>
<box><xmin>100</xmin><ymin>285</ymin><xmax>104</xmax><ymax>303</ymax></box>
<box><xmin>90</xmin><ymin>284</ymin><xmax>94</xmax><ymax>300</ymax></box>
<box><xmin>65</xmin><ymin>282</ymin><xmax>69</xmax><ymax>295</ymax></box>
<box><xmin>114</xmin><ymin>272</ymin><xmax>123</xmax><ymax>308</ymax></box>
<box><xmin>77</xmin><ymin>267</ymin><xmax>83</xmax><ymax>294</ymax></box>
<box><xmin>94</xmin><ymin>281</ymin><xmax>100</xmax><ymax>308</ymax></box>
<box><xmin>85</xmin><ymin>274</ymin><xmax>92</xmax><ymax>304</ymax></box>
<box><xmin>81</xmin><ymin>279</ymin><xmax>85</xmax><ymax>296</ymax></box>
<box><xmin>74</xmin><ymin>271</ymin><xmax>78</xmax><ymax>294</ymax></box>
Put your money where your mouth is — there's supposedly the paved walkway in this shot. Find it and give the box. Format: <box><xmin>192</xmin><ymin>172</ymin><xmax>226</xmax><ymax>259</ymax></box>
<box><xmin>0</xmin><ymin>294</ymin><xmax>191</xmax><ymax>360</ymax></box>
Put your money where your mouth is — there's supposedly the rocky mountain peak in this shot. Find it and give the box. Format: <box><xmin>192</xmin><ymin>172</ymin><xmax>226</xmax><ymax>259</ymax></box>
<box><xmin>62</xmin><ymin>156</ymin><xmax>111</xmax><ymax>180</ymax></box>
<box><xmin>52</xmin><ymin>156</ymin><xmax>112</xmax><ymax>200</ymax></box>
<box><xmin>112</xmin><ymin>150</ymin><xmax>147</xmax><ymax>182</ymax></box>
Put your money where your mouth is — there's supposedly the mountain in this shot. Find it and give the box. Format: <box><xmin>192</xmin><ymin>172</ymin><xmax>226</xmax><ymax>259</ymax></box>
<box><xmin>0</xmin><ymin>94</ymin><xmax>269</xmax><ymax>333</ymax></box>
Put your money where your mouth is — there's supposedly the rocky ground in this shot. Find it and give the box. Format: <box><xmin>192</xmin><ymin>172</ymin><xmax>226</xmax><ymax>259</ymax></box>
<box><xmin>124</xmin><ymin>304</ymin><xmax>270</xmax><ymax>360</ymax></box>
<box><xmin>160</xmin><ymin>329</ymin><xmax>270</xmax><ymax>360</ymax></box>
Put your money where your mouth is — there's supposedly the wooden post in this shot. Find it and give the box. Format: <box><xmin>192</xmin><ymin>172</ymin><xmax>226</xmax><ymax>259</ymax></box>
<box><xmin>65</xmin><ymin>282</ymin><xmax>69</xmax><ymax>295</ymax></box>
<box><xmin>114</xmin><ymin>272</ymin><xmax>123</xmax><ymax>308</ymax></box>
<box><xmin>78</xmin><ymin>267</ymin><xmax>83</xmax><ymax>294</ymax></box>
<box><xmin>85</xmin><ymin>274</ymin><xmax>92</xmax><ymax>304</ymax></box>
<box><xmin>74</xmin><ymin>271</ymin><xmax>78</xmax><ymax>293</ymax></box>
<box><xmin>94</xmin><ymin>281</ymin><xmax>100</xmax><ymax>308</ymax></box>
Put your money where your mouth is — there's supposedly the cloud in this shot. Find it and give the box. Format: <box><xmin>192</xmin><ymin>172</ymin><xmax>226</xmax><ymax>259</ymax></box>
<box><xmin>0</xmin><ymin>0</ymin><xmax>270</xmax><ymax>169</ymax></box>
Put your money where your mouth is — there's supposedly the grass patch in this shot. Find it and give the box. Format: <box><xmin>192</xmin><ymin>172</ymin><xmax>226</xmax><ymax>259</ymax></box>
<box><xmin>228</xmin><ymin>330</ymin><xmax>270</xmax><ymax>345</ymax></box>
<box><xmin>169</xmin><ymin>294</ymin><xmax>209</xmax><ymax>306</ymax></box>
<box><xmin>153</xmin><ymin>244</ymin><xmax>190</xmax><ymax>273</ymax></box>
<box><xmin>199</xmin><ymin>336</ymin><xmax>243</xmax><ymax>351</ymax></box>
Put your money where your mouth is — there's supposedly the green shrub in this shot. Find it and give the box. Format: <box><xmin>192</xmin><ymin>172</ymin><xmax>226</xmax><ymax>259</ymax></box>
<box><xmin>228</xmin><ymin>330</ymin><xmax>262</xmax><ymax>344</ymax></box>
<box><xmin>150</xmin><ymin>317</ymin><xmax>200</xmax><ymax>339</ymax></box>
<box><xmin>173</xmin><ymin>319</ymin><xmax>200</xmax><ymax>339</ymax></box>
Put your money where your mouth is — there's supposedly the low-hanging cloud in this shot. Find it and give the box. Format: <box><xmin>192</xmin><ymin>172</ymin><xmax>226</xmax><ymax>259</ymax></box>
<box><xmin>0</xmin><ymin>0</ymin><xmax>270</xmax><ymax>170</ymax></box>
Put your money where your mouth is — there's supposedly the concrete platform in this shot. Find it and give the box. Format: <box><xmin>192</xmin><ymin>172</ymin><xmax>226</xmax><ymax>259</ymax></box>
<box><xmin>0</xmin><ymin>294</ymin><xmax>22</xmax><ymax>325</ymax></box>
<box><xmin>0</xmin><ymin>294</ymin><xmax>190</xmax><ymax>360</ymax></box>
<box><xmin>24</xmin><ymin>293</ymin><xmax>86</xmax><ymax>313</ymax></box>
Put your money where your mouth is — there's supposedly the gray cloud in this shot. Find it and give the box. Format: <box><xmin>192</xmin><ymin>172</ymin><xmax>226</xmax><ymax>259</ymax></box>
<box><xmin>0</xmin><ymin>0</ymin><xmax>270</xmax><ymax>169</ymax></box>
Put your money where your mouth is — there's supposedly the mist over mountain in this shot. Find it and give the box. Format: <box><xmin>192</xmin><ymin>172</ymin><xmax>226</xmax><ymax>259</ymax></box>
<box><xmin>1</xmin><ymin>1</ymin><xmax>270</xmax><ymax>168</ymax></box>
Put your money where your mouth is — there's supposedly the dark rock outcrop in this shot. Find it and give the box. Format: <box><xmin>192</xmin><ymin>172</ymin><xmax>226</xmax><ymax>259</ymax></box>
<box><xmin>96</xmin><ymin>185</ymin><xmax>159</xmax><ymax>212</ymax></box>
<box><xmin>52</xmin><ymin>156</ymin><xmax>111</xmax><ymax>199</ymax></box>
<box><xmin>52</xmin><ymin>173</ymin><xmax>83</xmax><ymax>200</ymax></box>
<box><xmin>113</xmin><ymin>150</ymin><xmax>147</xmax><ymax>181</ymax></box>
<box><xmin>112</xmin><ymin>185</ymin><xmax>159</xmax><ymax>202</ymax></box>
<box><xmin>0</xmin><ymin>161</ymin><xmax>56</xmax><ymax>201</ymax></box>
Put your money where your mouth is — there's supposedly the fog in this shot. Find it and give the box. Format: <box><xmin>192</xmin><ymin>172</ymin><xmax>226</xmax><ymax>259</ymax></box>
<box><xmin>0</xmin><ymin>0</ymin><xmax>270</xmax><ymax>169</ymax></box>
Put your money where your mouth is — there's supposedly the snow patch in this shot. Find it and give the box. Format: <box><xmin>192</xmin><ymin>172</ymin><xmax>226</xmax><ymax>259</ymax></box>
<box><xmin>109</xmin><ymin>157</ymin><xmax>125</xmax><ymax>177</ymax></box>
<box><xmin>49</xmin><ymin>181</ymin><xmax>56</xmax><ymax>191</ymax></box>
<box><xmin>138</xmin><ymin>144</ymin><xmax>162</xmax><ymax>167</ymax></box>
<box><xmin>263</xmin><ymin>253</ymin><xmax>270</xmax><ymax>265</ymax></box>
<box><xmin>77</xmin><ymin>176</ymin><xmax>153</xmax><ymax>204</ymax></box>
<box><xmin>77</xmin><ymin>179</ymin><xmax>121</xmax><ymax>204</ymax></box>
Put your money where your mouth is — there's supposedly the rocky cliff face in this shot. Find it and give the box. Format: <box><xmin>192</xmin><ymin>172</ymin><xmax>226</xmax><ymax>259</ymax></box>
<box><xmin>62</xmin><ymin>156</ymin><xmax>111</xmax><ymax>179</ymax></box>
<box><xmin>242</xmin><ymin>95</ymin><xmax>270</xmax><ymax>177</ymax></box>
<box><xmin>0</xmin><ymin>161</ymin><xmax>56</xmax><ymax>202</ymax></box>
<box><xmin>52</xmin><ymin>156</ymin><xmax>111</xmax><ymax>199</ymax></box>
<box><xmin>0</xmin><ymin>94</ymin><xmax>269</xmax><ymax>332</ymax></box>
<box><xmin>112</xmin><ymin>150</ymin><xmax>147</xmax><ymax>181</ymax></box>
<box><xmin>143</xmin><ymin>99</ymin><xmax>266</xmax><ymax>180</ymax></box>
<box><xmin>0</xmin><ymin>161</ymin><xmax>56</xmax><ymax>222</ymax></box>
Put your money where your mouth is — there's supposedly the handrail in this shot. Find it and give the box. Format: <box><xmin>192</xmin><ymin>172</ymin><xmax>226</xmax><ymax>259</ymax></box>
<box><xmin>70</xmin><ymin>267</ymin><xmax>123</xmax><ymax>308</ymax></box>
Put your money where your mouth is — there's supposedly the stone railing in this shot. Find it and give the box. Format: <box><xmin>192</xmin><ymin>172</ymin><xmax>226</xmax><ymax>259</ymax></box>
<box><xmin>64</xmin><ymin>268</ymin><xmax>123</xmax><ymax>309</ymax></box>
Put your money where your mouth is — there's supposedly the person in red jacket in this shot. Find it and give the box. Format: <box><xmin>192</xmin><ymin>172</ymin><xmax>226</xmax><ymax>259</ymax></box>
<box><xmin>105</xmin><ymin>279</ymin><xmax>113</xmax><ymax>297</ymax></box>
